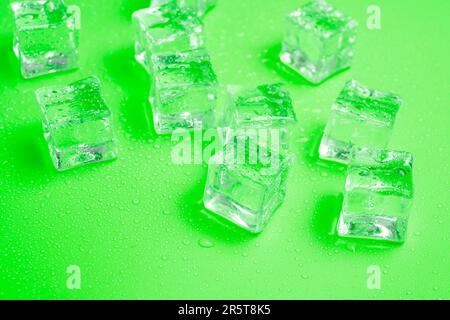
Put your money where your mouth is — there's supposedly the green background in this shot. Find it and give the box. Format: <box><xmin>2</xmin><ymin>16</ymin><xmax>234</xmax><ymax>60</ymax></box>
<box><xmin>1</xmin><ymin>0</ymin><xmax>449</xmax><ymax>299</ymax></box>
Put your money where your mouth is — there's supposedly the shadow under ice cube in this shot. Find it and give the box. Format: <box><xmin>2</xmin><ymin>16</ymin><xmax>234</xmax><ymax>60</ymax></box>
<box><xmin>280</xmin><ymin>0</ymin><xmax>357</xmax><ymax>84</ymax></box>
<box><xmin>35</xmin><ymin>77</ymin><xmax>118</xmax><ymax>171</ymax></box>
<box><xmin>11</xmin><ymin>0</ymin><xmax>80</xmax><ymax>79</ymax></box>
<box><xmin>149</xmin><ymin>50</ymin><xmax>218</xmax><ymax>134</ymax></box>
<box><xmin>337</xmin><ymin>148</ymin><xmax>414</xmax><ymax>243</ymax></box>
<box><xmin>319</xmin><ymin>80</ymin><xmax>402</xmax><ymax>164</ymax></box>
<box><xmin>204</xmin><ymin>139</ymin><xmax>292</xmax><ymax>233</ymax></box>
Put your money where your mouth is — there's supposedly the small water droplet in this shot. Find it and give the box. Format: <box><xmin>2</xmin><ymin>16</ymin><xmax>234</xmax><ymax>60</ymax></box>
<box><xmin>198</xmin><ymin>239</ymin><xmax>214</xmax><ymax>248</ymax></box>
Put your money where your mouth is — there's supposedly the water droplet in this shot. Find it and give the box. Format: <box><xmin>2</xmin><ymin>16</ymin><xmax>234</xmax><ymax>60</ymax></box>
<box><xmin>198</xmin><ymin>239</ymin><xmax>214</xmax><ymax>248</ymax></box>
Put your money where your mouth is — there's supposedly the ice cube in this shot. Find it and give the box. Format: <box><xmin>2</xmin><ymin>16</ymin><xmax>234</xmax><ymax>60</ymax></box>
<box><xmin>150</xmin><ymin>0</ymin><xmax>217</xmax><ymax>17</ymax></box>
<box><xmin>35</xmin><ymin>76</ymin><xmax>118</xmax><ymax>171</ymax></box>
<box><xmin>149</xmin><ymin>50</ymin><xmax>218</xmax><ymax>134</ymax></box>
<box><xmin>204</xmin><ymin>137</ymin><xmax>292</xmax><ymax>233</ymax></box>
<box><xmin>225</xmin><ymin>83</ymin><xmax>297</xmax><ymax>129</ymax></box>
<box><xmin>337</xmin><ymin>148</ymin><xmax>414</xmax><ymax>243</ymax></box>
<box><xmin>319</xmin><ymin>80</ymin><xmax>402</xmax><ymax>164</ymax></box>
<box><xmin>220</xmin><ymin>83</ymin><xmax>297</xmax><ymax>150</ymax></box>
<box><xmin>280</xmin><ymin>0</ymin><xmax>357</xmax><ymax>84</ymax></box>
<box><xmin>133</xmin><ymin>2</ymin><xmax>204</xmax><ymax>72</ymax></box>
<box><xmin>11</xmin><ymin>0</ymin><xmax>80</xmax><ymax>79</ymax></box>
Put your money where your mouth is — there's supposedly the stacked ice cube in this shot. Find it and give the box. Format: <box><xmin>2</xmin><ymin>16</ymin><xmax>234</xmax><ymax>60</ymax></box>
<box><xmin>204</xmin><ymin>84</ymin><xmax>297</xmax><ymax>233</ymax></box>
<box><xmin>320</xmin><ymin>80</ymin><xmax>413</xmax><ymax>243</ymax></box>
<box><xmin>133</xmin><ymin>2</ymin><xmax>297</xmax><ymax>232</ymax></box>
<box><xmin>133</xmin><ymin>1</ymin><xmax>218</xmax><ymax>134</ymax></box>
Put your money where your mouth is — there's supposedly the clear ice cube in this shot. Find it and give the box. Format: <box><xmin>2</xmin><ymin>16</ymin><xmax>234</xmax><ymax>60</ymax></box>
<box><xmin>11</xmin><ymin>0</ymin><xmax>80</xmax><ymax>79</ymax></box>
<box><xmin>149</xmin><ymin>50</ymin><xmax>218</xmax><ymax>134</ymax></box>
<box><xmin>150</xmin><ymin>0</ymin><xmax>217</xmax><ymax>17</ymax></box>
<box><xmin>225</xmin><ymin>83</ymin><xmax>297</xmax><ymax>129</ymax></box>
<box><xmin>133</xmin><ymin>2</ymin><xmax>204</xmax><ymax>72</ymax></box>
<box><xmin>220</xmin><ymin>83</ymin><xmax>297</xmax><ymax>151</ymax></box>
<box><xmin>319</xmin><ymin>80</ymin><xmax>402</xmax><ymax>164</ymax></box>
<box><xmin>204</xmin><ymin>137</ymin><xmax>292</xmax><ymax>233</ymax></box>
<box><xmin>337</xmin><ymin>148</ymin><xmax>414</xmax><ymax>243</ymax></box>
<box><xmin>35</xmin><ymin>76</ymin><xmax>118</xmax><ymax>171</ymax></box>
<box><xmin>280</xmin><ymin>0</ymin><xmax>357</xmax><ymax>84</ymax></box>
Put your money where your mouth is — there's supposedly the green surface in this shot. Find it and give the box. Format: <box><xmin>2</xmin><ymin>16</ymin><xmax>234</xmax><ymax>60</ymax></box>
<box><xmin>0</xmin><ymin>0</ymin><xmax>449</xmax><ymax>299</ymax></box>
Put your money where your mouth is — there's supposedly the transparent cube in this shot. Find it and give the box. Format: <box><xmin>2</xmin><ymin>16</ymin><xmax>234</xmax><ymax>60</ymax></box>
<box><xmin>221</xmin><ymin>83</ymin><xmax>297</xmax><ymax>150</ymax></box>
<box><xmin>11</xmin><ymin>0</ymin><xmax>80</xmax><ymax>79</ymax></box>
<box><xmin>35</xmin><ymin>77</ymin><xmax>118</xmax><ymax>171</ymax></box>
<box><xmin>319</xmin><ymin>80</ymin><xmax>402</xmax><ymax>164</ymax></box>
<box><xmin>150</xmin><ymin>0</ymin><xmax>217</xmax><ymax>17</ymax></box>
<box><xmin>280</xmin><ymin>0</ymin><xmax>357</xmax><ymax>84</ymax></box>
<box><xmin>204</xmin><ymin>138</ymin><xmax>292</xmax><ymax>233</ymax></box>
<box><xmin>225</xmin><ymin>83</ymin><xmax>297</xmax><ymax>129</ymax></box>
<box><xmin>337</xmin><ymin>148</ymin><xmax>414</xmax><ymax>243</ymax></box>
<box><xmin>149</xmin><ymin>50</ymin><xmax>218</xmax><ymax>134</ymax></box>
<box><xmin>133</xmin><ymin>2</ymin><xmax>204</xmax><ymax>72</ymax></box>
